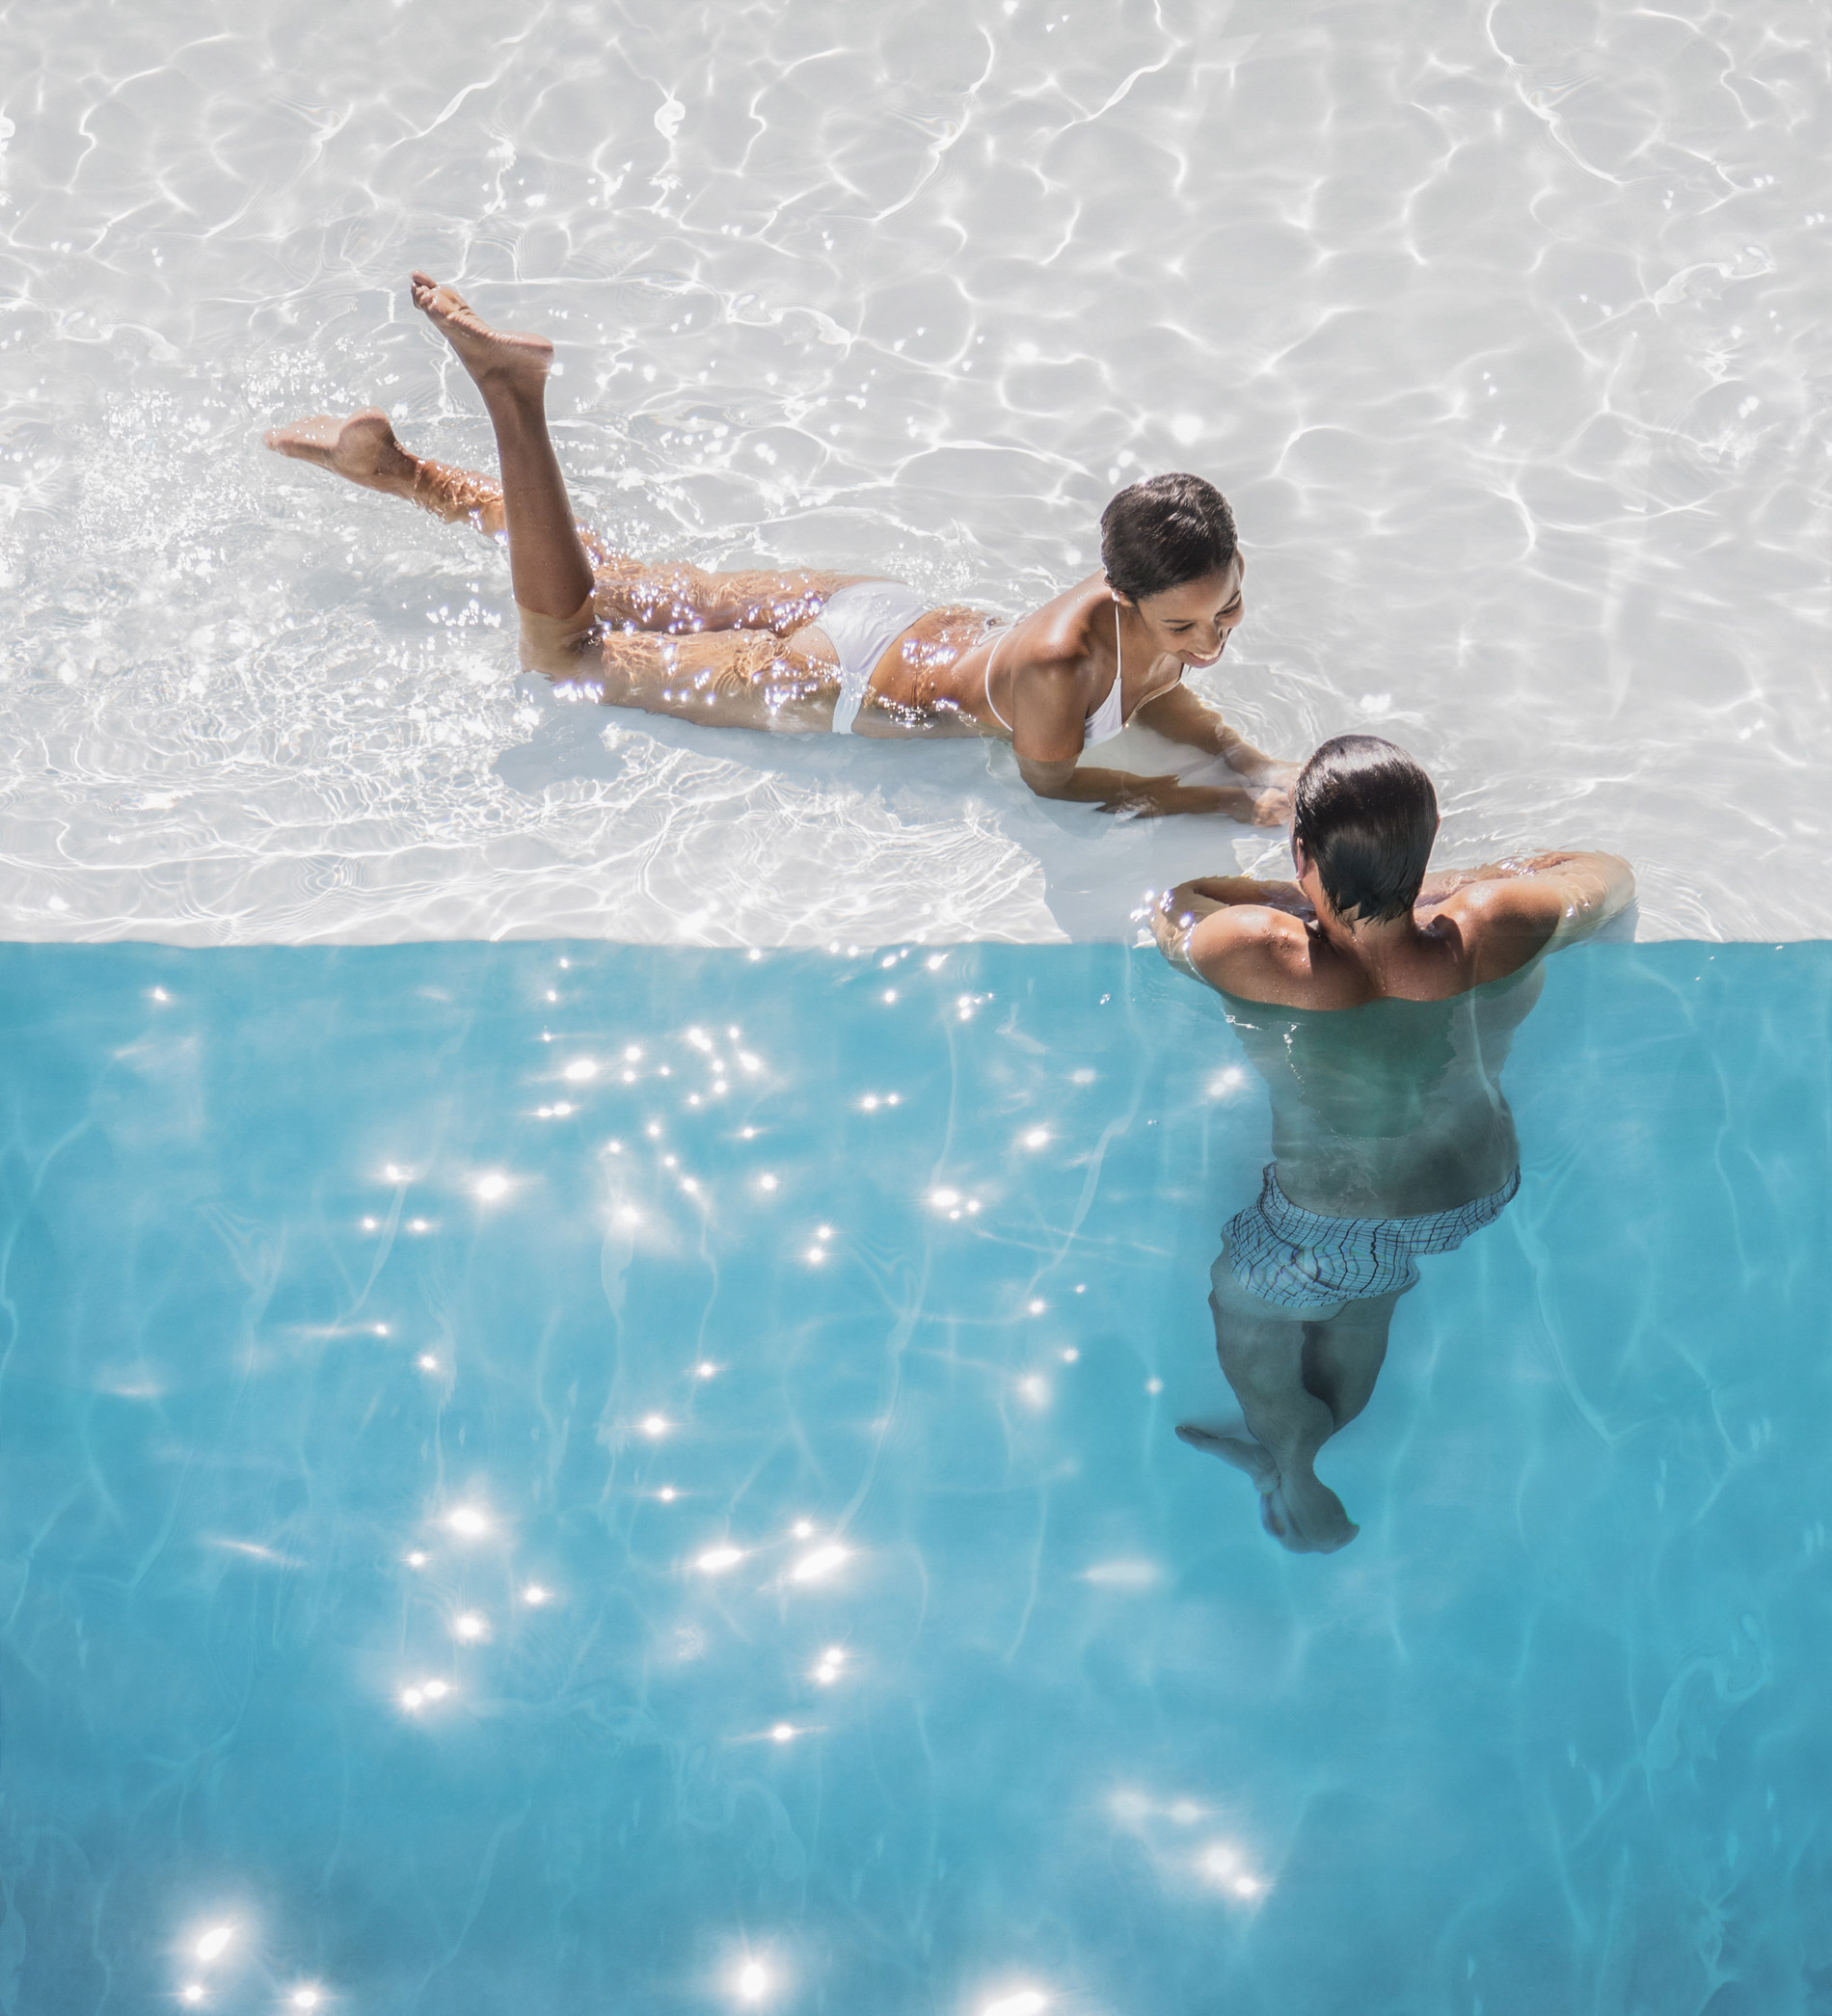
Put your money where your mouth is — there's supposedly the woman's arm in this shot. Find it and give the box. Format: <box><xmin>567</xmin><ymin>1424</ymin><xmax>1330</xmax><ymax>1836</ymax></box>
<box><xmin>1132</xmin><ymin>683</ymin><xmax>1287</xmax><ymax>777</ymax></box>
<box><xmin>1004</xmin><ymin>628</ymin><xmax>1287</xmax><ymax>820</ymax></box>
<box><xmin>1015</xmin><ymin>755</ymin><xmax>1285</xmax><ymax>820</ymax></box>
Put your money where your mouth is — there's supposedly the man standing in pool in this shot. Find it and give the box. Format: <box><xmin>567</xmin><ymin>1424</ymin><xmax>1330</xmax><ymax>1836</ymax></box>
<box><xmin>1152</xmin><ymin>735</ymin><xmax>1633</xmax><ymax>1552</ymax></box>
<box><xmin>266</xmin><ymin>272</ymin><xmax>1295</xmax><ymax>822</ymax></box>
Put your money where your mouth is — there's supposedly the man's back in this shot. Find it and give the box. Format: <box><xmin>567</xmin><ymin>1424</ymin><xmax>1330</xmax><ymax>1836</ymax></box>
<box><xmin>1177</xmin><ymin>852</ymin><xmax>1630</xmax><ymax>1012</ymax></box>
<box><xmin>1222</xmin><ymin>965</ymin><xmax>1542</xmax><ymax>1219</ymax></box>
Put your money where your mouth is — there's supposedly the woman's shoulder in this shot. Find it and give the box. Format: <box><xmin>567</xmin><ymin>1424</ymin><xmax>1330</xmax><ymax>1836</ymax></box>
<box><xmin>1018</xmin><ymin>574</ymin><xmax>1107</xmax><ymax>667</ymax></box>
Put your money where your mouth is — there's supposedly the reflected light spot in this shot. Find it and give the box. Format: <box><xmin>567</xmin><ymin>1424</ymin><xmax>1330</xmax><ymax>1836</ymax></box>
<box><xmin>860</xmin><ymin>1094</ymin><xmax>878</xmax><ymax>1112</ymax></box>
<box><xmin>792</xmin><ymin>1519</ymin><xmax>813</xmax><ymax>1539</ymax></box>
<box><xmin>736</xmin><ymin>1959</ymin><xmax>772</xmax><ymax>2002</ymax></box>
<box><xmin>151</xmin><ymin>987</ymin><xmax>171</xmax><ymax>1003</ymax></box>
<box><xmin>696</xmin><ymin>1546</ymin><xmax>744</xmax><ymax>1573</ymax></box>
<box><xmin>523</xmin><ymin>1584</ymin><xmax>551</xmax><ymax>1605</ymax></box>
<box><xmin>563</xmin><ymin>1059</ymin><xmax>598</xmax><ymax>1082</ymax></box>
<box><xmin>616</xmin><ymin>1205</ymin><xmax>640</xmax><ymax>1226</ymax></box>
<box><xmin>291</xmin><ymin>1991</ymin><xmax>321</xmax><ymax>2010</ymax></box>
<box><xmin>1027</xmin><ymin>1299</ymin><xmax>1046</xmax><ymax>1314</ymax></box>
<box><xmin>383</xmin><ymin>1163</ymin><xmax>407</xmax><ymax>1181</ymax></box>
<box><xmin>195</xmin><ymin>1925</ymin><xmax>233</xmax><ymax>1963</ymax></box>
<box><xmin>1070</xmin><ymin>1069</ymin><xmax>1095</xmax><ymax>1086</ymax></box>
<box><xmin>454</xmin><ymin>1612</ymin><xmax>488</xmax><ymax>1642</ymax></box>
<box><xmin>805</xmin><ymin>1248</ymin><xmax>825</xmax><ymax>1265</ymax></box>
<box><xmin>882</xmin><ymin>988</ymin><xmax>898</xmax><ymax>1004</ymax></box>
<box><xmin>770</xmin><ymin>1723</ymin><xmax>796</xmax><ymax>1743</ymax></box>
<box><xmin>659</xmin><ymin>1487</ymin><xmax>678</xmax><ymax>1502</ymax></box>
<box><xmin>813</xmin><ymin>1646</ymin><xmax>846</xmax><ymax>1683</ymax></box>
<box><xmin>1171</xmin><ymin>1799</ymin><xmax>1201</xmax><ymax>1823</ymax></box>
<box><xmin>1082</xmin><ymin>1559</ymin><xmax>1163</xmax><ymax>1589</ymax></box>
<box><xmin>645</xmin><ymin>1122</ymin><xmax>662</xmax><ymax>1138</ymax></box>
<box><xmin>445</xmin><ymin>1507</ymin><xmax>489</xmax><ymax>1538</ymax></box>
<box><xmin>1234</xmin><ymin>1875</ymin><xmax>1264</xmax><ymax>1898</ymax></box>
<box><xmin>929</xmin><ymin>1187</ymin><xmax>959</xmax><ymax>1210</ymax></box>
<box><xmin>758</xmin><ymin>1173</ymin><xmax>778</xmax><ymax>1192</ymax></box>
<box><xmin>473</xmin><ymin>1172</ymin><xmax>510</xmax><ymax>1202</ymax></box>
<box><xmin>1145</xmin><ymin>1378</ymin><xmax>1164</xmax><ymax>1394</ymax></box>
<box><xmin>421</xmin><ymin>1679</ymin><xmax>449</xmax><ymax>1700</ymax></box>
<box><xmin>983</xmin><ymin>1992</ymin><xmax>1048</xmax><ymax>2016</ymax></box>
<box><xmin>1018</xmin><ymin>1376</ymin><xmax>1049</xmax><ymax>1408</ymax></box>
<box><xmin>373</xmin><ymin>1324</ymin><xmax>390</xmax><ymax>1336</ymax></box>
<box><xmin>361</xmin><ymin>1217</ymin><xmax>377</xmax><ymax>1230</ymax></box>
<box><xmin>624</xmin><ymin>1045</ymin><xmax>643</xmax><ymax>1062</ymax></box>
<box><xmin>406</xmin><ymin>1551</ymin><xmax>427</xmax><ymax>1568</ymax></box>
<box><xmin>1060</xmin><ymin>1347</ymin><xmax>1079</xmax><ymax>1363</ymax></box>
<box><xmin>418</xmin><ymin>1355</ymin><xmax>440</xmax><ymax>1373</ymax></box>
<box><xmin>791</xmin><ymin>1543</ymin><xmax>849</xmax><ymax>1583</ymax></box>
<box><xmin>739</xmin><ymin>1052</ymin><xmax>762</xmax><ymax>1073</ymax></box>
<box><xmin>696</xmin><ymin>1361</ymin><xmax>718</xmax><ymax>1379</ymax></box>
<box><xmin>926</xmin><ymin>954</ymin><xmax>945</xmax><ymax>970</ymax></box>
<box><xmin>408</xmin><ymin>1217</ymin><xmax>432</xmax><ymax>1231</ymax></box>
<box><xmin>1021</xmin><ymin>1127</ymin><xmax>1049</xmax><ymax>1149</ymax></box>
<box><xmin>641</xmin><ymin>1414</ymin><xmax>670</xmax><ymax>1438</ymax></box>
<box><xmin>180</xmin><ymin>1989</ymin><xmax>204</xmax><ymax>2007</ymax></box>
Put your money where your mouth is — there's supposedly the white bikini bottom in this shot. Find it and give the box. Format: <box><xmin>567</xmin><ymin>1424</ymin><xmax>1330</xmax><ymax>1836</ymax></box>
<box><xmin>810</xmin><ymin>580</ymin><xmax>931</xmax><ymax>733</ymax></box>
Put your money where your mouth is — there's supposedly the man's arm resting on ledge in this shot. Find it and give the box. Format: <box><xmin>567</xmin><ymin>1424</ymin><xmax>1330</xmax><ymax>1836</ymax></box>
<box><xmin>1440</xmin><ymin>850</ymin><xmax>1637</xmax><ymax>957</ymax></box>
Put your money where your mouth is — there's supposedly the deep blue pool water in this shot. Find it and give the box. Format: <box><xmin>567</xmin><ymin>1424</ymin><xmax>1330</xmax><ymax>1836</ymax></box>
<box><xmin>2</xmin><ymin>941</ymin><xmax>1828</xmax><ymax>2015</ymax></box>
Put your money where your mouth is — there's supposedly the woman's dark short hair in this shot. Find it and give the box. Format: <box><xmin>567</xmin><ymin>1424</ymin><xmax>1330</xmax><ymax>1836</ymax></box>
<box><xmin>1293</xmin><ymin>736</ymin><xmax>1439</xmax><ymax>925</ymax></box>
<box><xmin>1100</xmin><ymin>472</ymin><xmax>1237</xmax><ymax>603</ymax></box>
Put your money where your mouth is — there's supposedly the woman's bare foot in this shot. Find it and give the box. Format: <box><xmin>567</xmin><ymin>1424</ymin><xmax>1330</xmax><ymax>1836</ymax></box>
<box><xmin>263</xmin><ymin>409</ymin><xmax>418</xmax><ymax>491</ymax></box>
<box><xmin>409</xmin><ymin>270</ymin><xmax>552</xmax><ymax>397</ymax></box>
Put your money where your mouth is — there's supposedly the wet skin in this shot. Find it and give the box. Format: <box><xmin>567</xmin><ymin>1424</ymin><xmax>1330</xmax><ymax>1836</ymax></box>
<box><xmin>266</xmin><ymin>276</ymin><xmax>1295</xmax><ymax>822</ymax></box>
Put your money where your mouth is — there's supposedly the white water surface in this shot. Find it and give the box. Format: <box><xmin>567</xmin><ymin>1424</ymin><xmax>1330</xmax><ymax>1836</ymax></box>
<box><xmin>1</xmin><ymin>0</ymin><xmax>1827</xmax><ymax>945</ymax></box>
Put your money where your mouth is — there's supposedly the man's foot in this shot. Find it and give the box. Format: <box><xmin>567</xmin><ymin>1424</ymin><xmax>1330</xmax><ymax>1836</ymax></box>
<box><xmin>1177</xmin><ymin>1419</ymin><xmax>1279</xmax><ymax>1492</ymax></box>
<box><xmin>409</xmin><ymin>270</ymin><xmax>552</xmax><ymax>396</ymax></box>
<box><xmin>263</xmin><ymin>409</ymin><xmax>417</xmax><ymax>489</ymax></box>
<box><xmin>1259</xmin><ymin>1476</ymin><xmax>1359</xmax><ymax>1555</ymax></box>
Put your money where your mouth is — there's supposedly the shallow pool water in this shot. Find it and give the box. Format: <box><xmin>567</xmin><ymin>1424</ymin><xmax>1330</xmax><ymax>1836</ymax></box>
<box><xmin>2</xmin><ymin>0</ymin><xmax>1828</xmax><ymax>945</ymax></box>
<box><xmin>4</xmin><ymin>939</ymin><xmax>1828</xmax><ymax>2012</ymax></box>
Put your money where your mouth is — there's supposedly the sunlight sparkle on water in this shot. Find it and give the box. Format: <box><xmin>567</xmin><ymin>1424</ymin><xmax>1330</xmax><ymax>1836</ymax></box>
<box><xmin>194</xmin><ymin>1925</ymin><xmax>233</xmax><ymax>1962</ymax></box>
<box><xmin>734</xmin><ymin>1958</ymin><xmax>773</xmax><ymax>2003</ymax></box>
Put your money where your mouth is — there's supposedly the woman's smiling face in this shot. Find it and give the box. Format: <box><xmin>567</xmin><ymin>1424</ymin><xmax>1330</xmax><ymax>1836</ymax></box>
<box><xmin>1129</xmin><ymin>553</ymin><xmax>1246</xmax><ymax>665</ymax></box>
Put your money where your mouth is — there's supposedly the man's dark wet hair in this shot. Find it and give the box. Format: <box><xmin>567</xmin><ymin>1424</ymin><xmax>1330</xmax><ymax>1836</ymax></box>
<box><xmin>1100</xmin><ymin>472</ymin><xmax>1237</xmax><ymax>603</ymax></box>
<box><xmin>1292</xmin><ymin>736</ymin><xmax>1439</xmax><ymax>926</ymax></box>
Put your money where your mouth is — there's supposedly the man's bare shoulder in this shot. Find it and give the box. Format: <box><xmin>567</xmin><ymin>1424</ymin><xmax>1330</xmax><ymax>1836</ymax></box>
<box><xmin>1185</xmin><ymin>905</ymin><xmax>1336</xmax><ymax>1007</ymax></box>
<box><xmin>1431</xmin><ymin>875</ymin><xmax>1565</xmax><ymax>983</ymax></box>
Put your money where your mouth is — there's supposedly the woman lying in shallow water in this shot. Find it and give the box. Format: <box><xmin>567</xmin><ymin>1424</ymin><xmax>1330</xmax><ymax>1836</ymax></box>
<box><xmin>267</xmin><ymin>272</ymin><xmax>1298</xmax><ymax>821</ymax></box>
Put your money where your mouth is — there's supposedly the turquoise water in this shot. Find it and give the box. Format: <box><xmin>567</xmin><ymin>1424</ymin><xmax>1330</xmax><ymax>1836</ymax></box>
<box><xmin>2</xmin><ymin>941</ymin><xmax>1828</xmax><ymax>2013</ymax></box>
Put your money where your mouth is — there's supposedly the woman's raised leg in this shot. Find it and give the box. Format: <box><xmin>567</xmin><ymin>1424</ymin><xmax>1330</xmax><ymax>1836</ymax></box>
<box><xmin>265</xmin><ymin>409</ymin><xmax>509</xmax><ymax>534</ymax></box>
<box><xmin>407</xmin><ymin>271</ymin><xmax>595</xmax><ymax>623</ymax></box>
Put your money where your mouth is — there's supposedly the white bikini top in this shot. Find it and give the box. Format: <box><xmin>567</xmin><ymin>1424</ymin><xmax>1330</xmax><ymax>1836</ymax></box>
<box><xmin>983</xmin><ymin>599</ymin><xmax>1152</xmax><ymax>746</ymax></box>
